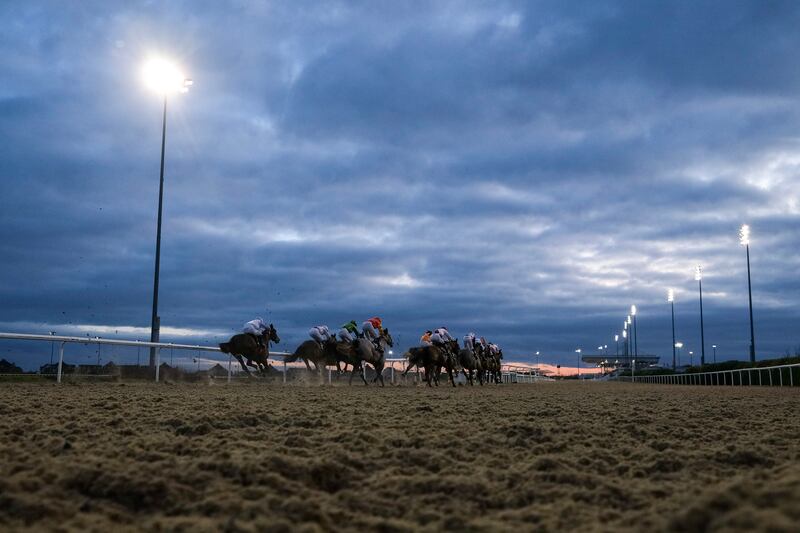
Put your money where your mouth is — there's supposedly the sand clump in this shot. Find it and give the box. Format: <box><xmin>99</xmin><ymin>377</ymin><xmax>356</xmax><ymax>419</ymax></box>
<box><xmin>0</xmin><ymin>381</ymin><xmax>798</xmax><ymax>531</ymax></box>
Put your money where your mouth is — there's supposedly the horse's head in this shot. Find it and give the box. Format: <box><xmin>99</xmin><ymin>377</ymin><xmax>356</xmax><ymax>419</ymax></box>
<box><xmin>448</xmin><ymin>339</ymin><xmax>459</xmax><ymax>351</ymax></box>
<box><xmin>266</xmin><ymin>324</ymin><xmax>280</xmax><ymax>344</ymax></box>
<box><xmin>381</xmin><ymin>328</ymin><xmax>394</xmax><ymax>347</ymax></box>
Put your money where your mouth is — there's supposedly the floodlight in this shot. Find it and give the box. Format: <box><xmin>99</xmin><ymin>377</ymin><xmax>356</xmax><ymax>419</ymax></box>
<box><xmin>695</xmin><ymin>265</ymin><xmax>702</xmax><ymax>281</ymax></box>
<box><xmin>739</xmin><ymin>224</ymin><xmax>750</xmax><ymax>246</ymax></box>
<box><xmin>667</xmin><ymin>288</ymin><xmax>674</xmax><ymax>302</ymax></box>
<box><xmin>142</xmin><ymin>58</ymin><xmax>191</xmax><ymax>94</ymax></box>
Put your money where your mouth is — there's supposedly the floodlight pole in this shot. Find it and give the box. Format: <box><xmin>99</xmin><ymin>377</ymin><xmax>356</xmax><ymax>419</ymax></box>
<box><xmin>698</xmin><ymin>277</ymin><xmax>706</xmax><ymax>367</ymax></box>
<box><xmin>149</xmin><ymin>95</ymin><xmax>167</xmax><ymax>367</ymax></box>
<box><xmin>670</xmin><ymin>300</ymin><xmax>676</xmax><ymax>371</ymax></box>
<box><xmin>745</xmin><ymin>243</ymin><xmax>756</xmax><ymax>363</ymax></box>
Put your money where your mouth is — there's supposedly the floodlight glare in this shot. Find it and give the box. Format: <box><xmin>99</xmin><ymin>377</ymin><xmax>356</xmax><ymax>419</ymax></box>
<box><xmin>630</xmin><ymin>304</ymin><xmax>637</xmax><ymax>316</ymax></box>
<box><xmin>695</xmin><ymin>265</ymin><xmax>703</xmax><ymax>281</ymax></box>
<box><xmin>622</xmin><ymin>330</ymin><xmax>627</xmax><ymax>339</ymax></box>
<box><xmin>614</xmin><ymin>334</ymin><xmax>619</xmax><ymax>342</ymax></box>
<box><xmin>675</xmin><ymin>342</ymin><xmax>683</xmax><ymax>348</ymax></box>
<box><xmin>142</xmin><ymin>58</ymin><xmax>191</xmax><ymax>94</ymax></box>
<box><xmin>668</xmin><ymin>288</ymin><xmax>674</xmax><ymax>302</ymax></box>
<box><xmin>739</xmin><ymin>224</ymin><xmax>750</xmax><ymax>246</ymax></box>
<box><xmin>627</xmin><ymin>315</ymin><xmax>632</xmax><ymax>325</ymax></box>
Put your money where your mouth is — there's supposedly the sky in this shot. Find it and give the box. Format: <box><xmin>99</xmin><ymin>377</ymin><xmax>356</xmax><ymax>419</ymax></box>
<box><xmin>2</xmin><ymin>0</ymin><xmax>799</xmax><ymax>370</ymax></box>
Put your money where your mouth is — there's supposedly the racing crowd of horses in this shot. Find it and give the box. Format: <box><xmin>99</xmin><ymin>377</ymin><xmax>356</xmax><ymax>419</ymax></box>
<box><xmin>219</xmin><ymin>324</ymin><xmax>504</xmax><ymax>386</ymax></box>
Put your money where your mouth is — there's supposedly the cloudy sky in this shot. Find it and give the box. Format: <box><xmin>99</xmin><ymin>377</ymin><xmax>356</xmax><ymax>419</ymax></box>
<box><xmin>2</xmin><ymin>0</ymin><xmax>799</xmax><ymax>369</ymax></box>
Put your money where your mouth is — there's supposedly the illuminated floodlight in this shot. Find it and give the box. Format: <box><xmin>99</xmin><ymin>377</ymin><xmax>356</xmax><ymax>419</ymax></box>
<box><xmin>142</xmin><ymin>57</ymin><xmax>192</xmax><ymax>94</ymax></box>
<box><xmin>695</xmin><ymin>265</ymin><xmax>703</xmax><ymax>281</ymax></box>
<box><xmin>668</xmin><ymin>288</ymin><xmax>674</xmax><ymax>303</ymax></box>
<box><xmin>675</xmin><ymin>342</ymin><xmax>683</xmax><ymax>348</ymax></box>
<box><xmin>630</xmin><ymin>304</ymin><xmax>637</xmax><ymax>316</ymax></box>
<box><xmin>622</xmin><ymin>330</ymin><xmax>627</xmax><ymax>339</ymax></box>
<box><xmin>739</xmin><ymin>224</ymin><xmax>750</xmax><ymax>246</ymax></box>
<box><xmin>614</xmin><ymin>334</ymin><xmax>619</xmax><ymax>342</ymax></box>
<box><xmin>627</xmin><ymin>315</ymin><xmax>632</xmax><ymax>325</ymax></box>
<box><xmin>575</xmin><ymin>348</ymin><xmax>582</xmax><ymax>354</ymax></box>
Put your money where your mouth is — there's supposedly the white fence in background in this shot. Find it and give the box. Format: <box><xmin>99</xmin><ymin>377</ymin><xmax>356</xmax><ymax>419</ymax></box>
<box><xmin>0</xmin><ymin>332</ymin><xmax>549</xmax><ymax>386</ymax></box>
<box><xmin>622</xmin><ymin>362</ymin><xmax>800</xmax><ymax>387</ymax></box>
<box><xmin>0</xmin><ymin>332</ymin><xmax>292</xmax><ymax>384</ymax></box>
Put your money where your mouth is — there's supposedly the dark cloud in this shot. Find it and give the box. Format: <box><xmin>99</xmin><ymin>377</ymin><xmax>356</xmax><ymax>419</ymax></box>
<box><xmin>1</xmin><ymin>1</ymin><xmax>799</xmax><ymax>370</ymax></box>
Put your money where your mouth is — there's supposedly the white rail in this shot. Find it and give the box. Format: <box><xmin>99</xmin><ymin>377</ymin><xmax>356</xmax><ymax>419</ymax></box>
<box><xmin>622</xmin><ymin>362</ymin><xmax>800</xmax><ymax>387</ymax></box>
<box><xmin>1</xmin><ymin>332</ymin><xmax>550</xmax><ymax>386</ymax></box>
<box><xmin>0</xmin><ymin>332</ymin><xmax>291</xmax><ymax>384</ymax></box>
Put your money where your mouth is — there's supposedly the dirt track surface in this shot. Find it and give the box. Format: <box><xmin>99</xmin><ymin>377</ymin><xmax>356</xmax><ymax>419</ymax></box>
<box><xmin>1</xmin><ymin>382</ymin><xmax>799</xmax><ymax>532</ymax></box>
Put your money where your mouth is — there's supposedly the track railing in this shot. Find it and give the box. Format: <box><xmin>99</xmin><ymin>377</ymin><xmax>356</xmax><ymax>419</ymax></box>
<box><xmin>0</xmin><ymin>332</ymin><xmax>291</xmax><ymax>384</ymax></box>
<box><xmin>622</xmin><ymin>362</ymin><xmax>800</xmax><ymax>387</ymax></box>
<box><xmin>1</xmin><ymin>332</ymin><xmax>551</xmax><ymax>386</ymax></box>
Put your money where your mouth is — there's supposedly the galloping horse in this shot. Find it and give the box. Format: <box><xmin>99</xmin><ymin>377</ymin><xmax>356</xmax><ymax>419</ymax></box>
<box><xmin>350</xmin><ymin>329</ymin><xmax>393</xmax><ymax>386</ymax></box>
<box><xmin>458</xmin><ymin>346</ymin><xmax>484</xmax><ymax>385</ymax></box>
<box><xmin>219</xmin><ymin>324</ymin><xmax>280</xmax><ymax>377</ymax></box>
<box><xmin>403</xmin><ymin>342</ymin><xmax>458</xmax><ymax>387</ymax></box>
<box><xmin>286</xmin><ymin>338</ymin><xmax>354</xmax><ymax>383</ymax></box>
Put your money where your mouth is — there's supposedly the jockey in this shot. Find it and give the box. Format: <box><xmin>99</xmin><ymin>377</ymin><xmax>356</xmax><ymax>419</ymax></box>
<box><xmin>362</xmin><ymin>317</ymin><xmax>384</xmax><ymax>352</ymax></box>
<box><xmin>489</xmin><ymin>343</ymin><xmax>501</xmax><ymax>357</ymax></box>
<box><xmin>308</xmin><ymin>325</ymin><xmax>333</xmax><ymax>348</ymax></box>
<box><xmin>338</xmin><ymin>320</ymin><xmax>359</xmax><ymax>344</ymax></box>
<box><xmin>431</xmin><ymin>327</ymin><xmax>454</xmax><ymax>345</ymax></box>
<box><xmin>431</xmin><ymin>327</ymin><xmax>456</xmax><ymax>366</ymax></box>
<box><xmin>420</xmin><ymin>330</ymin><xmax>433</xmax><ymax>346</ymax></box>
<box><xmin>362</xmin><ymin>317</ymin><xmax>382</xmax><ymax>341</ymax></box>
<box><xmin>463</xmin><ymin>332</ymin><xmax>477</xmax><ymax>351</ymax></box>
<box><xmin>243</xmin><ymin>317</ymin><xmax>269</xmax><ymax>347</ymax></box>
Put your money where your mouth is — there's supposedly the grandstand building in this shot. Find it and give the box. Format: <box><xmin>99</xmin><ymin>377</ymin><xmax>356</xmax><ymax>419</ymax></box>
<box><xmin>581</xmin><ymin>354</ymin><xmax>660</xmax><ymax>373</ymax></box>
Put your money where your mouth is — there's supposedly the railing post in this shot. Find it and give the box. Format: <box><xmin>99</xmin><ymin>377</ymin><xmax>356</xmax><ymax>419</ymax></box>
<box><xmin>227</xmin><ymin>354</ymin><xmax>232</xmax><ymax>383</ymax></box>
<box><xmin>56</xmin><ymin>342</ymin><xmax>65</xmax><ymax>383</ymax></box>
<box><xmin>780</xmin><ymin>368</ymin><xmax>783</xmax><ymax>387</ymax></box>
<box><xmin>791</xmin><ymin>367</ymin><xmax>794</xmax><ymax>387</ymax></box>
<box><xmin>328</xmin><ymin>368</ymin><xmax>332</xmax><ymax>384</ymax></box>
<box><xmin>283</xmin><ymin>360</ymin><xmax>287</xmax><ymax>383</ymax></box>
<box><xmin>155</xmin><ymin>347</ymin><xmax>161</xmax><ymax>382</ymax></box>
<box><xmin>391</xmin><ymin>365</ymin><xmax>395</xmax><ymax>384</ymax></box>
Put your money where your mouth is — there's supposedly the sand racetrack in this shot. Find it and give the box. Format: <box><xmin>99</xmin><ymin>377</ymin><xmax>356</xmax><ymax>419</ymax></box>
<box><xmin>1</xmin><ymin>381</ymin><xmax>798</xmax><ymax>532</ymax></box>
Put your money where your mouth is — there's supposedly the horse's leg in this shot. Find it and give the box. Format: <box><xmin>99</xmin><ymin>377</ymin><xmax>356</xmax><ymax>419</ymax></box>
<box><xmin>375</xmin><ymin>362</ymin><xmax>385</xmax><ymax>387</ymax></box>
<box><xmin>348</xmin><ymin>363</ymin><xmax>357</xmax><ymax>385</ymax></box>
<box><xmin>360</xmin><ymin>362</ymin><xmax>369</xmax><ymax>385</ymax></box>
<box><xmin>425</xmin><ymin>364</ymin><xmax>433</xmax><ymax>387</ymax></box>
<box><xmin>233</xmin><ymin>354</ymin><xmax>254</xmax><ymax>378</ymax></box>
<box><xmin>303</xmin><ymin>358</ymin><xmax>313</xmax><ymax>371</ymax></box>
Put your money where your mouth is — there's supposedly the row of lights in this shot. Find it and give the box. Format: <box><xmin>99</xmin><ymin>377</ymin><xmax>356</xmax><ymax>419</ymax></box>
<box><xmin>602</xmin><ymin>225</ymin><xmax>756</xmax><ymax>372</ymax></box>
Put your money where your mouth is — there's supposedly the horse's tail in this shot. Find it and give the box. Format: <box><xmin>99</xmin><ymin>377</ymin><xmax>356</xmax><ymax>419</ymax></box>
<box><xmin>219</xmin><ymin>342</ymin><xmax>231</xmax><ymax>354</ymax></box>
<box><xmin>283</xmin><ymin>348</ymin><xmax>301</xmax><ymax>363</ymax></box>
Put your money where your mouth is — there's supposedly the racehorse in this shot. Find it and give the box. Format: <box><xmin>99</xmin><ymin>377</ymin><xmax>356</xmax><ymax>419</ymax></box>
<box><xmin>458</xmin><ymin>346</ymin><xmax>484</xmax><ymax>385</ymax></box>
<box><xmin>218</xmin><ymin>324</ymin><xmax>280</xmax><ymax>377</ymax></box>
<box><xmin>402</xmin><ymin>342</ymin><xmax>458</xmax><ymax>387</ymax></box>
<box><xmin>350</xmin><ymin>329</ymin><xmax>393</xmax><ymax>386</ymax></box>
<box><xmin>483</xmin><ymin>348</ymin><xmax>503</xmax><ymax>383</ymax></box>
<box><xmin>286</xmin><ymin>338</ymin><xmax>354</xmax><ymax>383</ymax></box>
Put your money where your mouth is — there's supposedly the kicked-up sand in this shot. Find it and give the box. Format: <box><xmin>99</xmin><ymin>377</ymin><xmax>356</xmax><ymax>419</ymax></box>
<box><xmin>0</xmin><ymin>381</ymin><xmax>798</xmax><ymax>532</ymax></box>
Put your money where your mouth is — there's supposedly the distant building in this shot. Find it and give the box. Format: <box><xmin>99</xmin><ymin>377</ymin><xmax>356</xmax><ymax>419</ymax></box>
<box><xmin>581</xmin><ymin>354</ymin><xmax>659</xmax><ymax>372</ymax></box>
<box><xmin>1</xmin><ymin>359</ymin><xmax>23</xmax><ymax>374</ymax></box>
